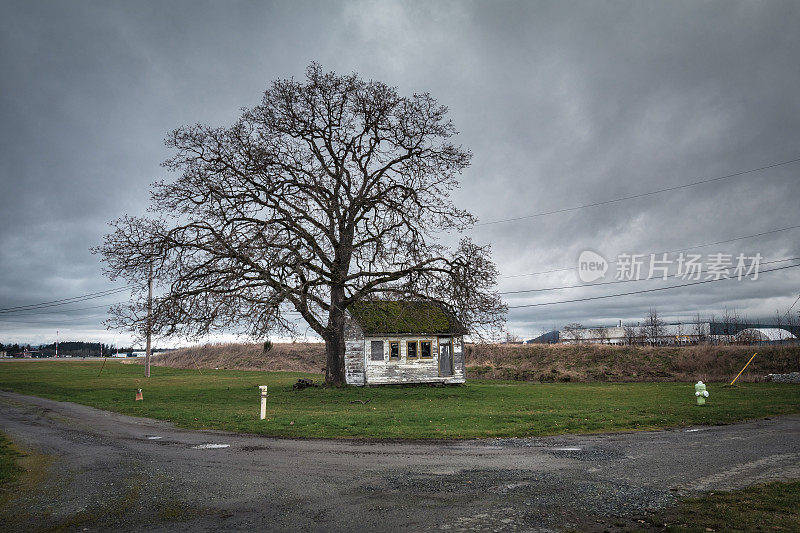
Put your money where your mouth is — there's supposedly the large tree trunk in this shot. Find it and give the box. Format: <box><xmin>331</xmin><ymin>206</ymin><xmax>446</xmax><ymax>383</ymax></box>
<box><xmin>324</xmin><ymin>288</ymin><xmax>347</xmax><ymax>386</ymax></box>
<box><xmin>324</xmin><ymin>331</ymin><xmax>346</xmax><ymax>387</ymax></box>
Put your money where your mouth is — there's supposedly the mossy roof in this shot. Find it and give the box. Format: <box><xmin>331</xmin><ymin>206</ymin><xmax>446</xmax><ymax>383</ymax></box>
<box><xmin>347</xmin><ymin>300</ymin><xmax>467</xmax><ymax>336</ymax></box>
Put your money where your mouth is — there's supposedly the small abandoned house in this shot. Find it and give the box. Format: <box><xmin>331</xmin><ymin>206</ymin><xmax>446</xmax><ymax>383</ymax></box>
<box><xmin>344</xmin><ymin>300</ymin><xmax>467</xmax><ymax>386</ymax></box>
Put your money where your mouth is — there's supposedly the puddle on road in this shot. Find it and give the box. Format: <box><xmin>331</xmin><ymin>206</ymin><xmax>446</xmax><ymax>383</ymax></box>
<box><xmin>192</xmin><ymin>443</ymin><xmax>230</xmax><ymax>449</ymax></box>
<box><xmin>146</xmin><ymin>436</ymin><xmax>163</xmax><ymax>440</ymax></box>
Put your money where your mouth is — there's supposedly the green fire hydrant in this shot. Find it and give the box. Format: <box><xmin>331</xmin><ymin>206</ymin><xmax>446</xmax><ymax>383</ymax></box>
<box><xmin>695</xmin><ymin>381</ymin><xmax>709</xmax><ymax>405</ymax></box>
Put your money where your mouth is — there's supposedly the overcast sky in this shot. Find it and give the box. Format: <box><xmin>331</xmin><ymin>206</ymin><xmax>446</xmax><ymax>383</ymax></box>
<box><xmin>1</xmin><ymin>0</ymin><xmax>799</xmax><ymax>346</ymax></box>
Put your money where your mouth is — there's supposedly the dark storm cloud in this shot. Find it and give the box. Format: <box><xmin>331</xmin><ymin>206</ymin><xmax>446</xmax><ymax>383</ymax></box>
<box><xmin>1</xmin><ymin>0</ymin><xmax>798</xmax><ymax>344</ymax></box>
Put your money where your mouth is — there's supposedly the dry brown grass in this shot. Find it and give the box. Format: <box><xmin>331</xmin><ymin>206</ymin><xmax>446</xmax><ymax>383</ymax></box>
<box><xmin>153</xmin><ymin>341</ymin><xmax>800</xmax><ymax>382</ymax></box>
<box><xmin>465</xmin><ymin>343</ymin><xmax>800</xmax><ymax>383</ymax></box>
<box><xmin>153</xmin><ymin>342</ymin><xmax>325</xmax><ymax>373</ymax></box>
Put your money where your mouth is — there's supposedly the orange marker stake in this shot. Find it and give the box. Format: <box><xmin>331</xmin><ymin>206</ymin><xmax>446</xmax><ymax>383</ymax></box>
<box><xmin>730</xmin><ymin>353</ymin><xmax>758</xmax><ymax>385</ymax></box>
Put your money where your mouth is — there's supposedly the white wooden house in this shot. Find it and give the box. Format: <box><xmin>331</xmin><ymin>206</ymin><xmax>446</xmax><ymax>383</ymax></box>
<box><xmin>344</xmin><ymin>300</ymin><xmax>467</xmax><ymax>386</ymax></box>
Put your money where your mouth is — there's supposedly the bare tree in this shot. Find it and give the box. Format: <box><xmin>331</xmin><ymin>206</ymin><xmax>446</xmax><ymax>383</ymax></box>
<box><xmin>721</xmin><ymin>308</ymin><xmax>738</xmax><ymax>344</ymax></box>
<box><xmin>731</xmin><ymin>308</ymin><xmax>742</xmax><ymax>339</ymax></box>
<box><xmin>593</xmin><ymin>327</ymin><xmax>610</xmax><ymax>344</ymax></box>
<box><xmin>709</xmin><ymin>313</ymin><xmax>717</xmax><ymax>344</ymax></box>
<box><xmin>643</xmin><ymin>308</ymin><xmax>666</xmax><ymax>345</ymax></box>
<box><xmin>94</xmin><ymin>64</ymin><xmax>506</xmax><ymax>386</ymax></box>
<box><xmin>561</xmin><ymin>323</ymin><xmax>585</xmax><ymax>344</ymax></box>
<box><xmin>786</xmin><ymin>309</ymin><xmax>798</xmax><ymax>339</ymax></box>
<box><xmin>623</xmin><ymin>325</ymin><xmax>639</xmax><ymax>345</ymax></box>
<box><xmin>675</xmin><ymin>322</ymin><xmax>684</xmax><ymax>345</ymax></box>
<box><xmin>795</xmin><ymin>311</ymin><xmax>800</xmax><ymax>340</ymax></box>
<box><xmin>693</xmin><ymin>312</ymin><xmax>706</xmax><ymax>344</ymax></box>
<box><xmin>736</xmin><ymin>328</ymin><xmax>759</xmax><ymax>345</ymax></box>
<box><xmin>775</xmin><ymin>309</ymin><xmax>785</xmax><ymax>332</ymax></box>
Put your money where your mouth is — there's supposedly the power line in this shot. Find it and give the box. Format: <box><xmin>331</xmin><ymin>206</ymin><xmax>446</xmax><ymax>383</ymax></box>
<box><xmin>507</xmin><ymin>262</ymin><xmax>800</xmax><ymax>309</ymax></box>
<box><xmin>0</xmin><ymin>286</ymin><xmax>131</xmax><ymax>314</ymax></box>
<box><xmin>655</xmin><ymin>225</ymin><xmax>800</xmax><ymax>256</ymax></box>
<box><xmin>501</xmin><ymin>223</ymin><xmax>800</xmax><ymax>279</ymax></box>
<box><xmin>0</xmin><ymin>313</ymin><xmax>109</xmax><ymax>326</ymax></box>
<box><xmin>0</xmin><ymin>286</ymin><xmax>132</xmax><ymax>314</ymax></box>
<box><xmin>0</xmin><ymin>302</ymin><xmax>123</xmax><ymax>319</ymax></box>
<box><xmin>477</xmin><ymin>156</ymin><xmax>800</xmax><ymax>226</ymax></box>
<box><xmin>500</xmin><ymin>257</ymin><xmax>800</xmax><ymax>295</ymax></box>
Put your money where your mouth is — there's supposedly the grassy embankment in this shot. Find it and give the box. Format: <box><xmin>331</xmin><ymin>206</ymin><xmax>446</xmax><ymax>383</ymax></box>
<box><xmin>466</xmin><ymin>343</ymin><xmax>800</xmax><ymax>382</ymax></box>
<box><xmin>1</xmin><ymin>361</ymin><xmax>798</xmax><ymax>439</ymax></box>
<box><xmin>153</xmin><ymin>342</ymin><xmax>800</xmax><ymax>383</ymax></box>
<box><xmin>153</xmin><ymin>342</ymin><xmax>324</xmax><ymax>373</ymax></box>
<box><xmin>653</xmin><ymin>480</ymin><xmax>800</xmax><ymax>532</ymax></box>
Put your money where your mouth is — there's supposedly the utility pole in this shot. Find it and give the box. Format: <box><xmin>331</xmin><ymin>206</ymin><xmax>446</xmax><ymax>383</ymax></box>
<box><xmin>145</xmin><ymin>263</ymin><xmax>153</xmax><ymax>378</ymax></box>
<box><xmin>789</xmin><ymin>293</ymin><xmax>800</xmax><ymax>313</ymax></box>
<box><xmin>55</xmin><ymin>330</ymin><xmax>58</xmax><ymax>358</ymax></box>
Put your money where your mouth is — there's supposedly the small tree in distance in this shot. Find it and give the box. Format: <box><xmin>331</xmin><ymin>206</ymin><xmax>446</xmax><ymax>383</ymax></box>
<box><xmin>623</xmin><ymin>325</ymin><xmax>639</xmax><ymax>345</ymax></box>
<box><xmin>693</xmin><ymin>313</ymin><xmax>706</xmax><ymax>344</ymax></box>
<box><xmin>562</xmin><ymin>323</ymin><xmax>584</xmax><ymax>343</ymax></box>
<box><xmin>643</xmin><ymin>308</ymin><xmax>666</xmax><ymax>345</ymax></box>
<box><xmin>95</xmin><ymin>63</ymin><xmax>506</xmax><ymax>386</ymax></box>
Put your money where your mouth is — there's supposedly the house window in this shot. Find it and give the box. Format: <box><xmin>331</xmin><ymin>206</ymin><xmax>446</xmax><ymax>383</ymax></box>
<box><xmin>389</xmin><ymin>342</ymin><xmax>399</xmax><ymax>360</ymax></box>
<box><xmin>420</xmin><ymin>341</ymin><xmax>432</xmax><ymax>358</ymax></box>
<box><xmin>370</xmin><ymin>340</ymin><xmax>384</xmax><ymax>361</ymax></box>
<box><xmin>406</xmin><ymin>341</ymin><xmax>418</xmax><ymax>359</ymax></box>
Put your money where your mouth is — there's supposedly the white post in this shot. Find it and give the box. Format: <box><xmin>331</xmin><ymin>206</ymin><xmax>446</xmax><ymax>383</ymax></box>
<box><xmin>259</xmin><ymin>386</ymin><xmax>268</xmax><ymax>419</ymax></box>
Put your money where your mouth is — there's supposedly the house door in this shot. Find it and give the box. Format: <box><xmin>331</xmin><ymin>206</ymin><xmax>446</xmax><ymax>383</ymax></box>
<box><xmin>439</xmin><ymin>342</ymin><xmax>453</xmax><ymax>376</ymax></box>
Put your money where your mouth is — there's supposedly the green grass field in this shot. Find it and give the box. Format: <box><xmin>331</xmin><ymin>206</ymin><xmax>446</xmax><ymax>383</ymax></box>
<box><xmin>1</xmin><ymin>361</ymin><xmax>799</xmax><ymax>439</ymax></box>
<box><xmin>0</xmin><ymin>433</ymin><xmax>23</xmax><ymax>488</ymax></box>
<box><xmin>654</xmin><ymin>480</ymin><xmax>800</xmax><ymax>532</ymax></box>
<box><xmin>0</xmin><ymin>432</ymin><xmax>26</xmax><ymax>509</ymax></box>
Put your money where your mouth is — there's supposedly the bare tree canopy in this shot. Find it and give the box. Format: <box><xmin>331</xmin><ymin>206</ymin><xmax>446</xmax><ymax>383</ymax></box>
<box><xmin>94</xmin><ymin>63</ymin><xmax>506</xmax><ymax>385</ymax></box>
<box><xmin>561</xmin><ymin>323</ymin><xmax>584</xmax><ymax>343</ymax></box>
<box><xmin>643</xmin><ymin>308</ymin><xmax>666</xmax><ymax>345</ymax></box>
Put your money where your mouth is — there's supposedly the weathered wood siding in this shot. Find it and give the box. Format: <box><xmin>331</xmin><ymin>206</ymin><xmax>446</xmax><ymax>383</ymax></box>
<box><xmin>453</xmin><ymin>336</ymin><xmax>464</xmax><ymax>378</ymax></box>
<box><xmin>362</xmin><ymin>335</ymin><xmax>466</xmax><ymax>385</ymax></box>
<box><xmin>344</xmin><ymin>315</ymin><xmax>366</xmax><ymax>385</ymax></box>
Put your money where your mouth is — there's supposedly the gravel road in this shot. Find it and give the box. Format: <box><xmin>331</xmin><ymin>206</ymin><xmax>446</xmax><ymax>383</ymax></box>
<box><xmin>1</xmin><ymin>391</ymin><xmax>798</xmax><ymax>532</ymax></box>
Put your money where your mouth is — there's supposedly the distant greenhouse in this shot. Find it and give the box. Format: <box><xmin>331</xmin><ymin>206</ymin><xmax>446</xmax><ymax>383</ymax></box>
<box><xmin>558</xmin><ymin>321</ymin><xmax>798</xmax><ymax>346</ymax></box>
<box><xmin>735</xmin><ymin>328</ymin><xmax>797</xmax><ymax>343</ymax></box>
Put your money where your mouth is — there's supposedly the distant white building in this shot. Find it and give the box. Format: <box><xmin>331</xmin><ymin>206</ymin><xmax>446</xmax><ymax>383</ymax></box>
<box><xmin>560</xmin><ymin>323</ymin><xmax>710</xmax><ymax>345</ymax></box>
<box><xmin>560</xmin><ymin>322</ymin><xmax>796</xmax><ymax>346</ymax></box>
<box><xmin>735</xmin><ymin>328</ymin><xmax>796</xmax><ymax>343</ymax></box>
